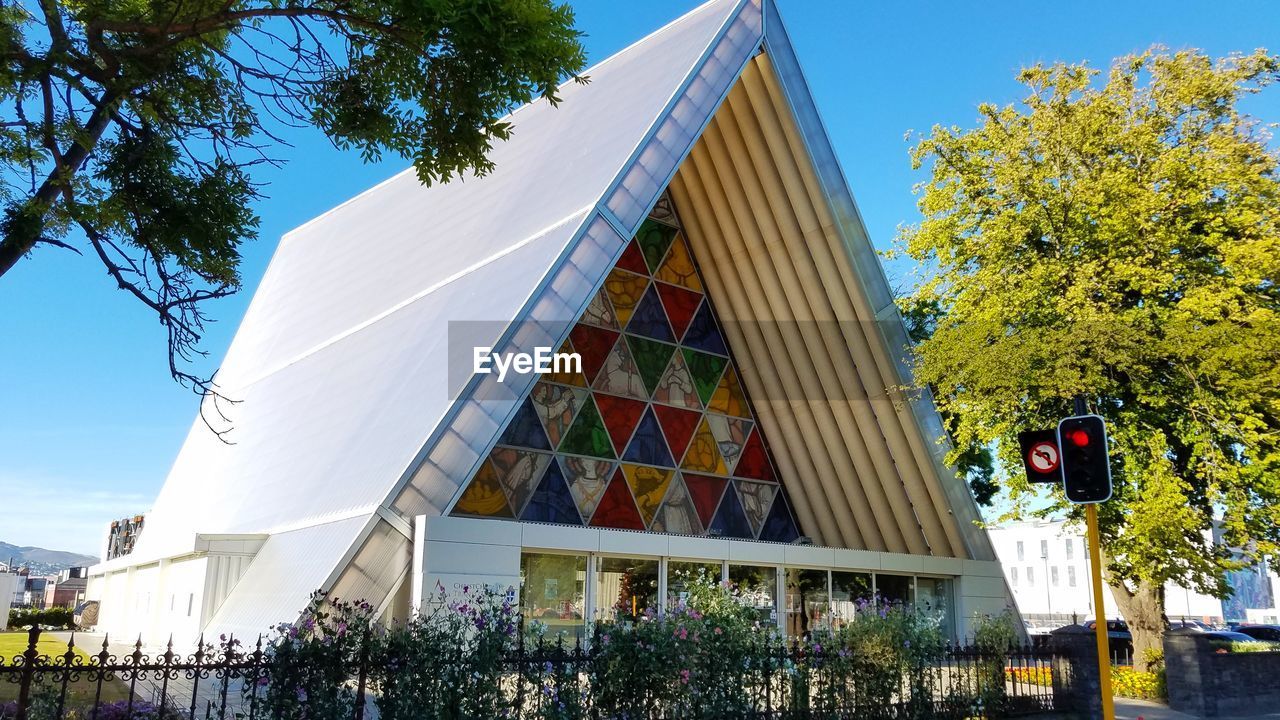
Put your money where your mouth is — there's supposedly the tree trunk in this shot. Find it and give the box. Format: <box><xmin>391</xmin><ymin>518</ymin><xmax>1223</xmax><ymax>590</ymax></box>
<box><xmin>1106</xmin><ymin>575</ymin><xmax>1167</xmax><ymax>673</ymax></box>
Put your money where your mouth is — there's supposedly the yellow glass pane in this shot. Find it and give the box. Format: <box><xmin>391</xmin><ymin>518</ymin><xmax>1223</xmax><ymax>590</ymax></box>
<box><xmin>453</xmin><ymin>461</ymin><xmax>513</xmax><ymax>517</ymax></box>
<box><xmin>680</xmin><ymin>417</ymin><xmax>727</xmax><ymax>475</ymax></box>
<box><xmin>622</xmin><ymin>464</ymin><xmax>674</xmax><ymax>527</ymax></box>
<box><xmin>604</xmin><ymin>268</ymin><xmax>649</xmax><ymax>326</ymax></box>
<box><xmin>654</xmin><ymin>234</ymin><xmax>703</xmax><ymax>291</ymax></box>
<box><xmin>708</xmin><ymin>366</ymin><xmax>749</xmax><ymax>418</ymax></box>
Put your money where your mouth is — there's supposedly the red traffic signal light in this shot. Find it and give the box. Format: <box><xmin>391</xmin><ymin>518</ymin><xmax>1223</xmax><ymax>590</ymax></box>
<box><xmin>1065</xmin><ymin>429</ymin><xmax>1091</xmax><ymax>447</ymax></box>
<box><xmin>1057</xmin><ymin>415</ymin><xmax>1111</xmax><ymax>504</ymax></box>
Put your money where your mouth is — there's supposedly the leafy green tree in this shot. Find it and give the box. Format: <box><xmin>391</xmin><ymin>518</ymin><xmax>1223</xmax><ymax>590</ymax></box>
<box><xmin>0</xmin><ymin>0</ymin><xmax>585</xmax><ymax>408</ymax></box>
<box><xmin>896</xmin><ymin>48</ymin><xmax>1280</xmax><ymax>669</ymax></box>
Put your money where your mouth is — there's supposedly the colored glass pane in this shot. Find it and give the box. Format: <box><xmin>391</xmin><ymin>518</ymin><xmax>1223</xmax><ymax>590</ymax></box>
<box><xmin>626</xmin><ymin>284</ymin><xmax>674</xmax><ymax>342</ymax></box>
<box><xmin>590</xmin><ymin>468</ymin><xmax>645</xmax><ymax>530</ymax></box>
<box><xmin>653</xmin><ymin>351</ymin><xmax>701</xmax><ymax>410</ymax></box>
<box><xmin>568</xmin><ymin>324</ymin><xmax>619</xmax><ymax>383</ymax></box>
<box><xmin>734</xmin><ymin>428</ymin><xmax>776</xmax><ymax>482</ymax></box>
<box><xmin>453</xmin><ymin>461</ymin><xmax>513</xmax><ymax>518</ymax></box>
<box><xmin>648</xmin><ymin>193</ymin><xmax>679</xmax><ymax>227</ymax></box>
<box><xmin>626</xmin><ymin>334</ymin><xmax>676</xmax><ymax>396</ymax></box>
<box><xmin>544</xmin><ymin>339</ymin><xmax>587</xmax><ymax>386</ymax></box>
<box><xmin>654</xmin><ymin>234</ymin><xmax>703</xmax><ymax>291</ymax></box>
<box><xmin>531</xmin><ymin>382</ymin><xmax>588</xmax><ymax>448</ymax></box>
<box><xmin>707</xmin><ymin>415</ymin><xmax>751</xmax><ymax>474</ymax></box>
<box><xmin>653</xmin><ymin>404</ymin><xmax>701</xmax><ymax>461</ymax></box>
<box><xmin>604</xmin><ymin>269</ymin><xmax>649</xmax><ymax>326</ymax></box>
<box><xmin>558</xmin><ymin>395</ymin><xmax>615</xmax><ymax>459</ymax></box>
<box><xmin>681</xmin><ymin>417</ymin><xmax>727</xmax><ymax>475</ymax></box>
<box><xmin>622</xmin><ymin>464</ymin><xmax>674</xmax><ymax>527</ymax></box>
<box><xmin>651</xmin><ymin>475</ymin><xmax>701</xmax><ymax>535</ymax></box>
<box><xmin>683</xmin><ymin>349</ymin><xmax>727</xmax><ymax>406</ymax></box>
<box><xmin>593</xmin><ymin>335</ymin><xmax>647</xmax><ymax>400</ymax></box>
<box><xmin>735</xmin><ymin>480</ymin><xmax>778</xmax><ymax>537</ymax></box>
<box><xmin>616</xmin><ymin>239</ymin><xmax>650</xmax><ymax>275</ymax></box>
<box><xmin>560</xmin><ymin>456</ymin><xmax>615</xmax><ymax>522</ymax></box>
<box><xmin>621</xmin><ymin>407</ymin><xmax>675</xmax><ymax>468</ymax></box>
<box><xmin>683</xmin><ymin>474</ymin><xmax>728</xmax><ymax>528</ymax></box>
<box><xmin>709</xmin><ymin>485</ymin><xmax>754</xmax><ymax>539</ymax></box>
<box><xmin>683</xmin><ymin>301</ymin><xmax>728</xmax><ymax>356</ymax></box>
<box><xmin>758</xmin><ymin>491</ymin><xmax>801</xmax><ymax>543</ymax></box>
<box><xmin>581</xmin><ymin>287</ymin><xmax>619</xmax><ymax>330</ymax></box>
<box><xmin>496</xmin><ymin>397</ymin><xmax>552</xmax><ymax>451</ymax></box>
<box><xmin>594</xmin><ymin>393</ymin><xmax>647</xmax><ymax>455</ymax></box>
<box><xmin>708</xmin><ymin>366</ymin><xmax>749</xmax><ymax>418</ymax></box>
<box><xmin>489</xmin><ymin>447</ymin><xmax>552</xmax><ymax>517</ymax></box>
<box><xmin>655</xmin><ymin>283</ymin><xmax>702</xmax><ymax>341</ymax></box>
<box><xmin>520</xmin><ymin>461</ymin><xmax>582</xmax><ymax>525</ymax></box>
<box><xmin>635</xmin><ymin>218</ymin><xmax>679</xmax><ymax>273</ymax></box>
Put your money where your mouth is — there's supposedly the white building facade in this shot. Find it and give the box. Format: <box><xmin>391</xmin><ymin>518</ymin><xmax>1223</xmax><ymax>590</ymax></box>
<box><xmin>988</xmin><ymin>520</ymin><xmax>1277</xmax><ymax>625</ymax></box>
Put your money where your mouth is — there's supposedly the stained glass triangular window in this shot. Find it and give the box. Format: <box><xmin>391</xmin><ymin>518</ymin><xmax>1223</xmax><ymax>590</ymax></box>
<box><xmin>451</xmin><ymin>191</ymin><xmax>797</xmax><ymax>542</ymax></box>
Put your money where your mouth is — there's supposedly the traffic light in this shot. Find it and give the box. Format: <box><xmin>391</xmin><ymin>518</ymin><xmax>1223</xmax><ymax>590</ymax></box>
<box><xmin>1057</xmin><ymin>415</ymin><xmax>1111</xmax><ymax>503</ymax></box>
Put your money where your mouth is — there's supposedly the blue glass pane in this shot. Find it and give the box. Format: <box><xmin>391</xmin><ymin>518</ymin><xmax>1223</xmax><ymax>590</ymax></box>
<box><xmin>758</xmin><ymin>490</ymin><xmax>800</xmax><ymax>543</ymax></box>
<box><xmin>497</xmin><ymin>397</ymin><xmax>552</xmax><ymax>451</ymax></box>
<box><xmin>520</xmin><ymin>461</ymin><xmax>583</xmax><ymax>525</ymax></box>
<box><xmin>709</xmin><ymin>484</ymin><xmax>753</xmax><ymax>539</ymax></box>
<box><xmin>620</xmin><ymin>407</ymin><xmax>675</xmax><ymax>468</ymax></box>
<box><xmin>626</xmin><ymin>284</ymin><xmax>674</xmax><ymax>342</ymax></box>
<box><xmin>683</xmin><ymin>301</ymin><xmax>728</xmax><ymax>356</ymax></box>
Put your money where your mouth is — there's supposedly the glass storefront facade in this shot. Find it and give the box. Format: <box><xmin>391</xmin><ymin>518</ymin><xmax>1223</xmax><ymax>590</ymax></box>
<box><xmin>517</xmin><ymin>551</ymin><xmax>954</xmax><ymax>639</ymax></box>
<box><xmin>520</xmin><ymin>552</ymin><xmax>587</xmax><ymax>638</ymax></box>
<box><xmin>595</xmin><ymin>556</ymin><xmax>660</xmax><ymax>621</ymax></box>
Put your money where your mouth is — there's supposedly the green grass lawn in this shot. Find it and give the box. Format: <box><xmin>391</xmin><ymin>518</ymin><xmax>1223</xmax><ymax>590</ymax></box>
<box><xmin>0</xmin><ymin>632</ymin><xmax>132</xmax><ymax>704</ymax></box>
<box><xmin>0</xmin><ymin>631</ymin><xmax>90</xmax><ymax>663</ymax></box>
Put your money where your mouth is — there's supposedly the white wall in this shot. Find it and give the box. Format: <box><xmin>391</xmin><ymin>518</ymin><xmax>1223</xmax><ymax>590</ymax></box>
<box><xmin>85</xmin><ymin>535</ymin><xmax>263</xmax><ymax>647</ymax></box>
<box><xmin>988</xmin><ymin>520</ymin><xmax>1224</xmax><ymax>621</ymax></box>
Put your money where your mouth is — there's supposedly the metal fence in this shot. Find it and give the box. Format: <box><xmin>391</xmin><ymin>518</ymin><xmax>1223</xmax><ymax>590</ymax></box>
<box><xmin>2</xmin><ymin>626</ymin><xmax>1062</xmax><ymax>720</ymax></box>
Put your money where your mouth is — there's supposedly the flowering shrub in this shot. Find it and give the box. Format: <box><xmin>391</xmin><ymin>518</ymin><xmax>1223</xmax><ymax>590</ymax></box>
<box><xmin>372</xmin><ymin>583</ymin><xmax>520</xmax><ymax>720</ymax></box>
<box><xmin>1111</xmin><ymin>666</ymin><xmax>1166</xmax><ymax>700</ymax></box>
<box><xmin>589</xmin><ymin>574</ymin><xmax>764</xmax><ymax>718</ymax></box>
<box><xmin>1006</xmin><ymin>666</ymin><xmax>1052</xmax><ymax>686</ymax></box>
<box><xmin>255</xmin><ymin>592</ymin><xmax>376</xmax><ymax>720</ymax></box>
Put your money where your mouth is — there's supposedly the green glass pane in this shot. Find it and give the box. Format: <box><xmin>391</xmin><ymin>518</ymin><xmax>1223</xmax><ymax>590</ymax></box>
<box><xmin>626</xmin><ymin>335</ymin><xmax>676</xmax><ymax>396</ymax></box>
<box><xmin>558</xmin><ymin>395</ymin><xmax>616</xmax><ymax>459</ymax></box>
<box><xmin>635</xmin><ymin>218</ymin><xmax>678</xmax><ymax>273</ymax></box>
<box><xmin>682</xmin><ymin>348</ymin><xmax>727</xmax><ymax>407</ymax></box>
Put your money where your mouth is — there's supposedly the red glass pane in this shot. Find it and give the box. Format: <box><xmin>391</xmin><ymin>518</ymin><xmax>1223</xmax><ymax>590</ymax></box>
<box><xmin>589</xmin><ymin>468</ymin><xmax>646</xmax><ymax>530</ymax></box>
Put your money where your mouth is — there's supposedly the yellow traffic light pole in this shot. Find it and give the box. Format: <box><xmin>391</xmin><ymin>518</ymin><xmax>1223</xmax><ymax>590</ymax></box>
<box><xmin>1086</xmin><ymin>503</ymin><xmax>1116</xmax><ymax>720</ymax></box>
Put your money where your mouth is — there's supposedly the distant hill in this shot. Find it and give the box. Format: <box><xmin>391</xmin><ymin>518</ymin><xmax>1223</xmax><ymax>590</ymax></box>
<box><xmin>0</xmin><ymin>541</ymin><xmax>98</xmax><ymax>575</ymax></box>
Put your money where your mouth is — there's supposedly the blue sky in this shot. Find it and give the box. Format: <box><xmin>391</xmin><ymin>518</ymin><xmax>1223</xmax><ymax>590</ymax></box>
<box><xmin>2</xmin><ymin>0</ymin><xmax>1277</xmax><ymax>555</ymax></box>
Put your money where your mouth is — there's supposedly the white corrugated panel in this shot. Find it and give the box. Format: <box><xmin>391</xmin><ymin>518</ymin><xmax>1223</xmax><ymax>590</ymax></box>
<box><xmin>203</xmin><ymin>516</ymin><xmax>369</xmax><ymax>641</ymax></box>
<box><xmin>133</xmin><ymin>211</ymin><xmax>587</xmax><ymax>559</ymax></box>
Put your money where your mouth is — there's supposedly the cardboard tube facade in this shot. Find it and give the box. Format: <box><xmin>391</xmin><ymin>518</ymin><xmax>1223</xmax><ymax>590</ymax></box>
<box><xmin>669</xmin><ymin>55</ymin><xmax>971</xmax><ymax>558</ymax></box>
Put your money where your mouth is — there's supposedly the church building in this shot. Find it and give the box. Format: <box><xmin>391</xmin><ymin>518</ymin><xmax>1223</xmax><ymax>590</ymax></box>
<box><xmin>87</xmin><ymin>0</ymin><xmax>1012</xmax><ymax>643</ymax></box>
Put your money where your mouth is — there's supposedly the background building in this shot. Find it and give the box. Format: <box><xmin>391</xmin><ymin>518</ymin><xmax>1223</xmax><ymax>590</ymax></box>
<box><xmin>88</xmin><ymin>0</ymin><xmax>1015</xmax><ymax>645</ymax></box>
<box><xmin>989</xmin><ymin>520</ymin><xmax>1277</xmax><ymax>626</ymax></box>
<box><xmin>0</xmin><ymin>571</ymin><xmax>19</xmax><ymax>630</ymax></box>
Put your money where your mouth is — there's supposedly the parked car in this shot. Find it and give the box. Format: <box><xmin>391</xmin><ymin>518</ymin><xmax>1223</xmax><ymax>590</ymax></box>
<box><xmin>1235</xmin><ymin>625</ymin><xmax>1280</xmax><ymax>642</ymax></box>
<box><xmin>1168</xmin><ymin>619</ymin><xmax>1214</xmax><ymax>632</ymax></box>
<box><xmin>1049</xmin><ymin>619</ymin><xmax>1133</xmax><ymax>656</ymax></box>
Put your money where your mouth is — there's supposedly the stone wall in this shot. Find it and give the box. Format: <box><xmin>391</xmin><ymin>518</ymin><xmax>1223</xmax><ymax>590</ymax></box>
<box><xmin>1165</xmin><ymin>633</ymin><xmax>1280</xmax><ymax>717</ymax></box>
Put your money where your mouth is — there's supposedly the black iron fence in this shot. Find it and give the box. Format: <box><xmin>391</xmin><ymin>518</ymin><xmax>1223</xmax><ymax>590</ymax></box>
<box><xmin>2</xmin><ymin>626</ymin><xmax>1062</xmax><ymax>720</ymax></box>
